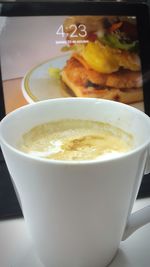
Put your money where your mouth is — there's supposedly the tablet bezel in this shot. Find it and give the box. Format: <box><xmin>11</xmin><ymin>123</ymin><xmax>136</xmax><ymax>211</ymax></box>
<box><xmin>0</xmin><ymin>1</ymin><xmax>150</xmax><ymax>119</ymax></box>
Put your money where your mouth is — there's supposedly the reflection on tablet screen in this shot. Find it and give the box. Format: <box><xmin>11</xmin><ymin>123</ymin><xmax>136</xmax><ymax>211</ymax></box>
<box><xmin>0</xmin><ymin>15</ymin><xmax>144</xmax><ymax>114</ymax></box>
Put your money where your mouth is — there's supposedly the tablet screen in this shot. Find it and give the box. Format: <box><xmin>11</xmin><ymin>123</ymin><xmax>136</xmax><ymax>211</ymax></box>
<box><xmin>0</xmin><ymin>15</ymin><xmax>144</xmax><ymax>114</ymax></box>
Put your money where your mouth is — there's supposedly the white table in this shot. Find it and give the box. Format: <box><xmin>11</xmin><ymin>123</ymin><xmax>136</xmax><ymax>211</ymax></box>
<box><xmin>0</xmin><ymin>198</ymin><xmax>150</xmax><ymax>267</ymax></box>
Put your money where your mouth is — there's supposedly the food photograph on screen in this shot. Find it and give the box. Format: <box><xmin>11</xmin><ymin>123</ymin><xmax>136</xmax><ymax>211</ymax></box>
<box><xmin>0</xmin><ymin>15</ymin><xmax>144</xmax><ymax>114</ymax></box>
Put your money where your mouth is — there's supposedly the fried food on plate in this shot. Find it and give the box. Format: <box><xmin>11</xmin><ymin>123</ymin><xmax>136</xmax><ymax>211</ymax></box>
<box><xmin>60</xmin><ymin>16</ymin><xmax>143</xmax><ymax>104</ymax></box>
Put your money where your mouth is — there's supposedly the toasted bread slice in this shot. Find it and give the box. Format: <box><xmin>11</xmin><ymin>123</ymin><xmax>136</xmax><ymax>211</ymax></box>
<box><xmin>61</xmin><ymin>69</ymin><xmax>143</xmax><ymax>104</ymax></box>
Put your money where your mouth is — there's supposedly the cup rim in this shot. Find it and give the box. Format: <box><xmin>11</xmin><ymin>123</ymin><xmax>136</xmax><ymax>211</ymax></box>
<box><xmin>0</xmin><ymin>98</ymin><xmax>150</xmax><ymax>165</ymax></box>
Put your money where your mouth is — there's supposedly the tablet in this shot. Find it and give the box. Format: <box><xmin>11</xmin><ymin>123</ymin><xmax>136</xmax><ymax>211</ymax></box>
<box><xmin>0</xmin><ymin>2</ymin><xmax>150</xmax><ymax>118</ymax></box>
<box><xmin>0</xmin><ymin>2</ymin><xmax>150</xmax><ymax>219</ymax></box>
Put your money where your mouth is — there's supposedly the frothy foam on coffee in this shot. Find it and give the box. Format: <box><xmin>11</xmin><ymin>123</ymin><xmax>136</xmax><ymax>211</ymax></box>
<box><xmin>19</xmin><ymin>119</ymin><xmax>133</xmax><ymax>161</ymax></box>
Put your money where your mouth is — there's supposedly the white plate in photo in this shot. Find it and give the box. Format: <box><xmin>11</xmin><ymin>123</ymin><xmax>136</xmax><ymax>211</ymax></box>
<box><xmin>22</xmin><ymin>54</ymin><xmax>144</xmax><ymax>112</ymax></box>
<box><xmin>22</xmin><ymin>54</ymin><xmax>71</xmax><ymax>103</ymax></box>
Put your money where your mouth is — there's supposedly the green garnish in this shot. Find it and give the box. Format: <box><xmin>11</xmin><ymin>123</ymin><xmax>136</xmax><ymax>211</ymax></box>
<box><xmin>101</xmin><ymin>34</ymin><xmax>139</xmax><ymax>52</ymax></box>
<box><xmin>48</xmin><ymin>67</ymin><xmax>60</xmax><ymax>79</ymax></box>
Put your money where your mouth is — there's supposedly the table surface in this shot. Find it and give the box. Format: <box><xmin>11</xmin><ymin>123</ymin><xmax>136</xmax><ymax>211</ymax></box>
<box><xmin>0</xmin><ymin>198</ymin><xmax>150</xmax><ymax>267</ymax></box>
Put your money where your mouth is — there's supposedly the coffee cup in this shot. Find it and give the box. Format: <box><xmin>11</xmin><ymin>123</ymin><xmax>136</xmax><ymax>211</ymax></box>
<box><xmin>0</xmin><ymin>98</ymin><xmax>150</xmax><ymax>267</ymax></box>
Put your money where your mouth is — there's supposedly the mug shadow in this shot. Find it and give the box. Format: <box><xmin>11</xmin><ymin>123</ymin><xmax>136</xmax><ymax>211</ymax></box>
<box><xmin>13</xmin><ymin>246</ymin><xmax>129</xmax><ymax>267</ymax></box>
<box><xmin>108</xmin><ymin>248</ymin><xmax>130</xmax><ymax>267</ymax></box>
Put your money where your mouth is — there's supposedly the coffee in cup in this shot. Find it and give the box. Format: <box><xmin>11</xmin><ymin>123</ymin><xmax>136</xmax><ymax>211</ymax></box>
<box><xmin>19</xmin><ymin>119</ymin><xmax>133</xmax><ymax>161</ymax></box>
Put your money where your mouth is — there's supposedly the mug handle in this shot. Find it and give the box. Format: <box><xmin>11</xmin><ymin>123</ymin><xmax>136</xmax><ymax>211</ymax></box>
<box><xmin>122</xmin><ymin>149</ymin><xmax>150</xmax><ymax>241</ymax></box>
<box><xmin>144</xmin><ymin>146</ymin><xmax>150</xmax><ymax>175</ymax></box>
<box><xmin>122</xmin><ymin>205</ymin><xmax>150</xmax><ymax>240</ymax></box>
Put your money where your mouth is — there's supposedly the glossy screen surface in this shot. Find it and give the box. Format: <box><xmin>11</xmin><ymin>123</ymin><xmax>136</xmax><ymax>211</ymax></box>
<box><xmin>0</xmin><ymin>15</ymin><xmax>144</xmax><ymax>114</ymax></box>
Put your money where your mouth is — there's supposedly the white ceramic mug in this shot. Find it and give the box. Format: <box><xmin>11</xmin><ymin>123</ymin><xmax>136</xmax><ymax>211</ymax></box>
<box><xmin>0</xmin><ymin>98</ymin><xmax>150</xmax><ymax>267</ymax></box>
